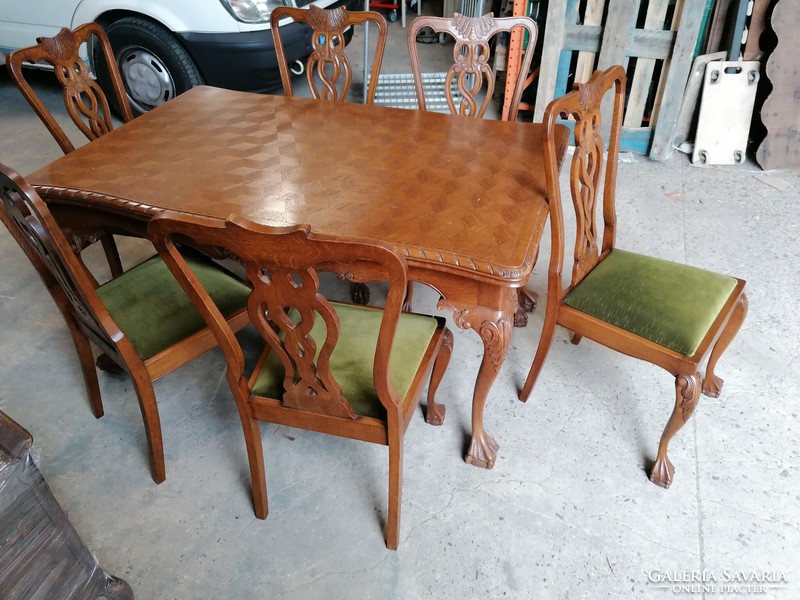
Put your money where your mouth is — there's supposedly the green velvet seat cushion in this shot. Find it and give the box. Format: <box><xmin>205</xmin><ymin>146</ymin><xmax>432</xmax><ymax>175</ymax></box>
<box><xmin>97</xmin><ymin>250</ymin><xmax>250</xmax><ymax>360</ymax></box>
<box><xmin>563</xmin><ymin>249</ymin><xmax>737</xmax><ymax>356</ymax></box>
<box><xmin>251</xmin><ymin>303</ymin><xmax>439</xmax><ymax>420</ymax></box>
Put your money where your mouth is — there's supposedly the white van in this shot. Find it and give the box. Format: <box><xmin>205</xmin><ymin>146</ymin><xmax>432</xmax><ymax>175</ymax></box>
<box><xmin>0</xmin><ymin>0</ymin><xmax>359</xmax><ymax>114</ymax></box>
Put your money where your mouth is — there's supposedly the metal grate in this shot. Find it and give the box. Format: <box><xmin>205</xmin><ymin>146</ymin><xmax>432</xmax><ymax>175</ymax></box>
<box><xmin>459</xmin><ymin>0</ymin><xmax>487</xmax><ymax>17</ymax></box>
<box><xmin>370</xmin><ymin>72</ymin><xmax>462</xmax><ymax>113</ymax></box>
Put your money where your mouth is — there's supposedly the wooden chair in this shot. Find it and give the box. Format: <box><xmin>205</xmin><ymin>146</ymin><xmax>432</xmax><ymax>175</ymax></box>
<box><xmin>272</xmin><ymin>5</ymin><xmax>388</xmax><ymax>306</ymax></box>
<box><xmin>407</xmin><ymin>13</ymin><xmax>539</xmax><ymax>322</ymax></box>
<box><xmin>0</xmin><ymin>163</ymin><xmax>251</xmax><ymax>484</ymax></box>
<box><xmin>407</xmin><ymin>13</ymin><xmax>537</xmax><ymax>120</ymax></box>
<box><xmin>149</xmin><ymin>213</ymin><xmax>453</xmax><ymax>549</ymax></box>
<box><xmin>519</xmin><ymin>66</ymin><xmax>747</xmax><ymax>489</ymax></box>
<box><xmin>6</xmin><ymin>23</ymin><xmax>134</xmax><ymax>154</ymax></box>
<box><xmin>271</xmin><ymin>5</ymin><xmax>388</xmax><ymax>103</ymax></box>
<box><xmin>7</xmin><ymin>23</ymin><xmax>135</xmax><ymax>277</ymax></box>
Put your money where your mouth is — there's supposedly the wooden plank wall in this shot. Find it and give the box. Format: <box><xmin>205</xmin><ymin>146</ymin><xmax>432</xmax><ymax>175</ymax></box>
<box><xmin>532</xmin><ymin>0</ymin><xmax>706</xmax><ymax>158</ymax></box>
<box><xmin>756</xmin><ymin>0</ymin><xmax>800</xmax><ymax>169</ymax></box>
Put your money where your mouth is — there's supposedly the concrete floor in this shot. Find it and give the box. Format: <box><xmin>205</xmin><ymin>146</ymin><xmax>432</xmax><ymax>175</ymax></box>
<box><xmin>1</xmin><ymin>10</ymin><xmax>799</xmax><ymax>600</ymax></box>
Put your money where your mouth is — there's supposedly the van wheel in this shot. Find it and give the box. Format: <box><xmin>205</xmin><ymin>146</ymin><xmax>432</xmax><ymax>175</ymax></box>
<box><xmin>98</xmin><ymin>16</ymin><xmax>203</xmax><ymax>115</ymax></box>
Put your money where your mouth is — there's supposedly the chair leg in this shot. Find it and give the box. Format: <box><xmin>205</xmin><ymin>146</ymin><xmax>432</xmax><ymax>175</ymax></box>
<box><xmin>650</xmin><ymin>373</ymin><xmax>700</xmax><ymax>489</ymax></box>
<box><xmin>570</xmin><ymin>332</ymin><xmax>583</xmax><ymax>345</ymax></box>
<box><xmin>386</xmin><ymin>427</ymin><xmax>403</xmax><ymax>550</ymax></box>
<box><xmin>242</xmin><ymin>417</ymin><xmax>268</xmax><ymax>520</ymax></box>
<box><xmin>515</xmin><ymin>247</ymin><xmax>540</xmax><ymax>328</ymax></box>
<box><xmin>230</xmin><ymin>381</ymin><xmax>267</xmax><ymax>519</ymax></box>
<box><xmin>63</xmin><ymin>317</ymin><xmax>104</xmax><ymax>418</ymax></box>
<box><xmin>129</xmin><ymin>370</ymin><xmax>166</xmax><ymax>484</ymax></box>
<box><xmin>100</xmin><ymin>233</ymin><xmax>124</xmax><ymax>278</ymax></box>
<box><xmin>702</xmin><ymin>294</ymin><xmax>748</xmax><ymax>398</ymax></box>
<box><xmin>425</xmin><ymin>328</ymin><xmax>453</xmax><ymax>426</ymax></box>
<box><xmin>519</xmin><ymin>309</ymin><xmax>558</xmax><ymax>402</ymax></box>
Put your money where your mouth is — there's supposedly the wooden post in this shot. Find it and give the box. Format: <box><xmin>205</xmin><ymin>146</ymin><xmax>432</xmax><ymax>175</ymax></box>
<box><xmin>501</xmin><ymin>0</ymin><xmax>529</xmax><ymax>121</ymax></box>
<box><xmin>533</xmin><ymin>0</ymin><xmax>568</xmax><ymax>121</ymax></box>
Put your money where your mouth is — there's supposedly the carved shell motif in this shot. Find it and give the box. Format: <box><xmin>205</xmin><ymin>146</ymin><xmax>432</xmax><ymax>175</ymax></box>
<box><xmin>306</xmin><ymin>4</ymin><xmax>349</xmax><ymax>31</ymax></box>
<box><xmin>446</xmin><ymin>13</ymin><xmax>496</xmax><ymax>117</ymax></box>
<box><xmin>303</xmin><ymin>5</ymin><xmax>351</xmax><ymax>101</ymax></box>
<box><xmin>452</xmin><ymin>12</ymin><xmax>495</xmax><ymax>40</ymax></box>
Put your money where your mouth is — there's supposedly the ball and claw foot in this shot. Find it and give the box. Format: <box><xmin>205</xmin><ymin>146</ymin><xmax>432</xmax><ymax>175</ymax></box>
<box><xmin>513</xmin><ymin>289</ymin><xmax>538</xmax><ymax>328</ymax></box>
<box><xmin>702</xmin><ymin>374</ymin><xmax>724</xmax><ymax>398</ymax></box>
<box><xmin>649</xmin><ymin>456</ymin><xmax>675</xmax><ymax>489</ymax></box>
<box><xmin>425</xmin><ymin>402</ymin><xmax>446</xmax><ymax>426</ymax></box>
<box><xmin>351</xmin><ymin>282</ymin><xmax>370</xmax><ymax>305</ymax></box>
<box><xmin>465</xmin><ymin>432</ymin><xmax>499</xmax><ymax>469</ymax></box>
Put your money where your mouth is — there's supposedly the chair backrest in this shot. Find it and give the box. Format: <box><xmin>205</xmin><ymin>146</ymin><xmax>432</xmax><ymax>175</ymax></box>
<box><xmin>0</xmin><ymin>163</ymin><xmax>125</xmax><ymax>360</ymax></box>
<box><xmin>271</xmin><ymin>6</ymin><xmax>388</xmax><ymax>104</ymax></box>
<box><xmin>407</xmin><ymin>13</ymin><xmax>537</xmax><ymax>120</ymax></box>
<box><xmin>6</xmin><ymin>23</ymin><xmax>134</xmax><ymax>154</ymax></box>
<box><xmin>148</xmin><ymin>213</ymin><xmax>409</xmax><ymax>419</ymax></box>
<box><xmin>542</xmin><ymin>66</ymin><xmax>626</xmax><ymax>298</ymax></box>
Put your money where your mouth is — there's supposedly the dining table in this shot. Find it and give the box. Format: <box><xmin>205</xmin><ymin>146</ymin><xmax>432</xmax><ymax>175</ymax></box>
<box><xmin>29</xmin><ymin>85</ymin><xmax>569</xmax><ymax>470</ymax></box>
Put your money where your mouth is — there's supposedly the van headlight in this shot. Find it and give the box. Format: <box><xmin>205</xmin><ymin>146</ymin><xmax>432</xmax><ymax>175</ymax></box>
<box><xmin>219</xmin><ymin>0</ymin><xmax>288</xmax><ymax>23</ymax></box>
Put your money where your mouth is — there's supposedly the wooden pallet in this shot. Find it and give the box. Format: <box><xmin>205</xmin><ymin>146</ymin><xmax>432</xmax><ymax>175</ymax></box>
<box><xmin>520</xmin><ymin>0</ymin><xmax>706</xmax><ymax>158</ymax></box>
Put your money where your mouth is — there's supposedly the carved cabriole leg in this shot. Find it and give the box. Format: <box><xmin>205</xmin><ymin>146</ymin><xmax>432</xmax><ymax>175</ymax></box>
<box><xmin>703</xmin><ymin>294</ymin><xmax>748</xmax><ymax>398</ymax></box>
<box><xmin>439</xmin><ymin>290</ymin><xmax>514</xmax><ymax>469</ymax></box>
<box><xmin>62</xmin><ymin>226</ymin><xmax>123</xmax><ymax>279</ymax></box>
<box><xmin>425</xmin><ymin>328</ymin><xmax>453</xmax><ymax>426</ymax></box>
<box><xmin>650</xmin><ymin>373</ymin><xmax>701</xmax><ymax>489</ymax></box>
<box><xmin>514</xmin><ymin>288</ymin><xmax>538</xmax><ymax>327</ymax></box>
<box><xmin>351</xmin><ymin>282</ymin><xmax>370</xmax><ymax>305</ymax></box>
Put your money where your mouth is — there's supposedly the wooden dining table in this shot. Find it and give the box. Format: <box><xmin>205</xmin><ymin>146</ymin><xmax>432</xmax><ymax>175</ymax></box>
<box><xmin>29</xmin><ymin>85</ymin><xmax>569</xmax><ymax>470</ymax></box>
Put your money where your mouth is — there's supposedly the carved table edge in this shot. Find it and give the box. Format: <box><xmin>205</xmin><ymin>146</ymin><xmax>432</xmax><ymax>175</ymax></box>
<box><xmin>398</xmin><ymin>244</ymin><xmax>535</xmax><ymax>283</ymax></box>
<box><xmin>32</xmin><ymin>185</ymin><xmax>161</xmax><ymax>219</ymax></box>
<box><xmin>32</xmin><ymin>185</ymin><xmax>538</xmax><ymax>281</ymax></box>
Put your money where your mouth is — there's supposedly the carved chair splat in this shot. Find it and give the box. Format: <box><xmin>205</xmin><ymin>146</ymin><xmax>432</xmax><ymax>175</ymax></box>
<box><xmin>271</xmin><ymin>5</ymin><xmax>388</xmax><ymax>103</ymax></box>
<box><xmin>0</xmin><ymin>163</ymin><xmax>250</xmax><ymax>484</ymax></box>
<box><xmin>6</xmin><ymin>23</ymin><xmax>133</xmax><ymax>154</ymax></box>
<box><xmin>7</xmin><ymin>23</ymin><xmax>135</xmax><ymax>278</ymax></box>
<box><xmin>407</xmin><ymin>13</ymin><xmax>537</xmax><ymax>121</ymax></box>
<box><xmin>519</xmin><ymin>66</ymin><xmax>748</xmax><ymax>489</ymax></box>
<box><xmin>149</xmin><ymin>213</ymin><xmax>453</xmax><ymax>549</ymax></box>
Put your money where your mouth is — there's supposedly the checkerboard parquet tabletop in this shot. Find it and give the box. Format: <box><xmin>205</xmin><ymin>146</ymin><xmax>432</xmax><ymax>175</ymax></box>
<box><xmin>31</xmin><ymin>86</ymin><xmax>566</xmax><ymax>284</ymax></box>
